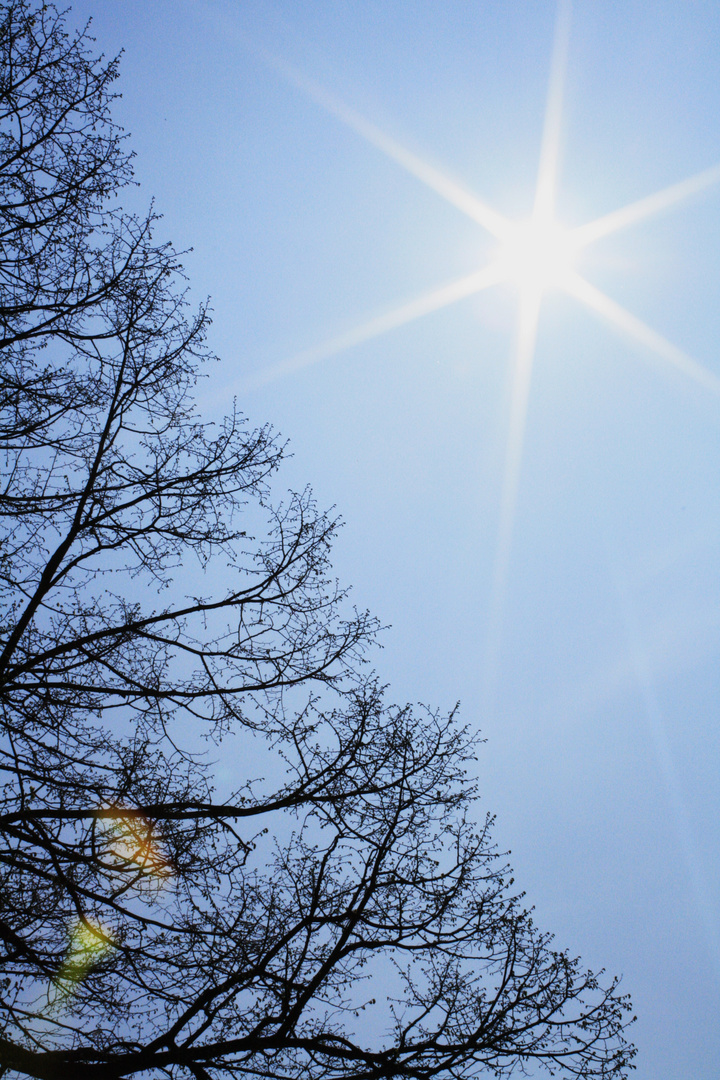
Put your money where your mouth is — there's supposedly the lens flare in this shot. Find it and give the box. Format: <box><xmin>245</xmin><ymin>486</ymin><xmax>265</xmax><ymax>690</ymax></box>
<box><xmin>50</xmin><ymin>917</ymin><xmax>115</xmax><ymax>1006</ymax></box>
<box><xmin>96</xmin><ymin>806</ymin><xmax>173</xmax><ymax>884</ymax></box>
<box><xmin>47</xmin><ymin>810</ymin><xmax>171</xmax><ymax>1010</ymax></box>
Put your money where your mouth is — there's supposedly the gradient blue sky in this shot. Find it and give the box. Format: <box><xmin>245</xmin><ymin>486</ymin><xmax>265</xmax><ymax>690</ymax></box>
<box><xmin>69</xmin><ymin>2</ymin><xmax>720</xmax><ymax>1075</ymax></box>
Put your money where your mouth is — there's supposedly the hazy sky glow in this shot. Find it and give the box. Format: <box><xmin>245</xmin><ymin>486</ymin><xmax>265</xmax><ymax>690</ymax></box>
<box><xmin>67</xmin><ymin>2</ymin><xmax>720</xmax><ymax>1076</ymax></box>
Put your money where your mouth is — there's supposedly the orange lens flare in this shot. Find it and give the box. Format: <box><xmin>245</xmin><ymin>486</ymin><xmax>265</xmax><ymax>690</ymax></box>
<box><xmin>96</xmin><ymin>806</ymin><xmax>173</xmax><ymax>883</ymax></box>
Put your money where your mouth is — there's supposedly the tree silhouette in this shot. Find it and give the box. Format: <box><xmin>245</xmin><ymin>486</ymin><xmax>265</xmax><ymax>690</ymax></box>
<box><xmin>0</xmin><ymin>4</ymin><xmax>636</xmax><ymax>1078</ymax></box>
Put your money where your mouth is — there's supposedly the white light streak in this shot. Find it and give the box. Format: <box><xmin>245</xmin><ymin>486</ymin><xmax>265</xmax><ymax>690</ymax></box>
<box><xmin>565</xmin><ymin>273</ymin><xmax>720</xmax><ymax>396</ymax></box>
<box><xmin>573</xmin><ymin>161</ymin><xmax>720</xmax><ymax>247</ymax></box>
<box><xmin>244</xmin><ymin>265</ymin><xmax>506</xmax><ymax>389</ymax></box>
<box><xmin>534</xmin><ymin>0</ymin><xmax>573</xmax><ymax>222</ymax></box>
<box><xmin>485</xmin><ymin>0</ymin><xmax>573</xmax><ymax>697</ymax></box>
<box><xmin>263</xmin><ymin>53</ymin><xmax>510</xmax><ymax>240</ymax></box>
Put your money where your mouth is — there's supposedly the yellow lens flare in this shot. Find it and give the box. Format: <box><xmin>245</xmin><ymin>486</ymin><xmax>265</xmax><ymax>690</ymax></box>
<box><xmin>49</xmin><ymin>917</ymin><xmax>115</xmax><ymax>1007</ymax></box>
<box><xmin>46</xmin><ymin>810</ymin><xmax>171</xmax><ymax>1010</ymax></box>
<box><xmin>96</xmin><ymin>806</ymin><xmax>173</xmax><ymax>884</ymax></box>
<box><xmin>497</xmin><ymin>217</ymin><xmax>578</xmax><ymax>295</ymax></box>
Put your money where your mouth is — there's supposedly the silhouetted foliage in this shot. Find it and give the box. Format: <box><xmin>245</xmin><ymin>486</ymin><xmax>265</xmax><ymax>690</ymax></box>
<box><xmin>0</xmin><ymin>4</ymin><xmax>636</xmax><ymax>1078</ymax></box>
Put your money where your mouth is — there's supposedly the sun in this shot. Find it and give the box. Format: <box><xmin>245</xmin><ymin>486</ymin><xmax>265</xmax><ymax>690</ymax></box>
<box><xmin>497</xmin><ymin>216</ymin><xmax>578</xmax><ymax>295</ymax></box>
<box><xmin>252</xmin><ymin>38</ymin><xmax>720</xmax><ymax>395</ymax></box>
<box><xmin>254</xmin><ymin>5</ymin><xmax>720</xmax><ymax>402</ymax></box>
<box><xmin>246</xmin><ymin>0</ymin><xmax>720</xmax><ymax>646</ymax></box>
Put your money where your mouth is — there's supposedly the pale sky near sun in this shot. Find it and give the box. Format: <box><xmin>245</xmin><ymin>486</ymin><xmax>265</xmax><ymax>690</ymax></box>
<box><xmin>66</xmin><ymin>2</ymin><xmax>720</xmax><ymax>1076</ymax></box>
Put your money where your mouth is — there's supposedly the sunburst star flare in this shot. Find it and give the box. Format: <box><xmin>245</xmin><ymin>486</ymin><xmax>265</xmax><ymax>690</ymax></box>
<box><xmin>240</xmin><ymin>10</ymin><xmax>720</xmax><ymax>399</ymax></box>
<box><xmin>230</xmin><ymin>4</ymin><xmax>720</xmax><ymax>666</ymax></box>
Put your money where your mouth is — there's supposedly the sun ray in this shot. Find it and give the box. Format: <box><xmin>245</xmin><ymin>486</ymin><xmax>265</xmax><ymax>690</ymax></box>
<box><xmin>533</xmin><ymin>0</ymin><xmax>573</xmax><ymax>222</ymax></box>
<box><xmin>573</xmin><ymin>161</ymin><xmax>720</xmax><ymax>248</ymax></box>
<box><xmin>565</xmin><ymin>273</ymin><xmax>720</xmax><ymax>396</ymax></box>
<box><xmin>484</xmin><ymin>288</ymin><xmax>543</xmax><ymax>697</ymax></box>
<box><xmin>243</xmin><ymin>265</ymin><xmax>506</xmax><ymax>390</ymax></box>
<box><xmin>257</xmin><ymin>51</ymin><xmax>510</xmax><ymax>240</ymax></box>
<box><xmin>607</xmin><ymin>548</ymin><xmax>720</xmax><ymax>964</ymax></box>
<box><xmin>485</xmin><ymin>0</ymin><xmax>572</xmax><ymax>698</ymax></box>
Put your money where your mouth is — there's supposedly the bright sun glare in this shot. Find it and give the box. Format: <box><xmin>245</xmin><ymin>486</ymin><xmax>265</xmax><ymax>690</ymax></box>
<box><xmin>254</xmin><ymin>0</ymin><xmax>720</xmax><ymax>672</ymax></box>
<box><xmin>497</xmin><ymin>217</ymin><xmax>578</xmax><ymax>294</ymax></box>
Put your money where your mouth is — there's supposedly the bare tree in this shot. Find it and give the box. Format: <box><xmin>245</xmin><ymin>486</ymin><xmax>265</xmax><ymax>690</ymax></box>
<box><xmin>0</xmin><ymin>4</ymin><xmax>636</xmax><ymax>1078</ymax></box>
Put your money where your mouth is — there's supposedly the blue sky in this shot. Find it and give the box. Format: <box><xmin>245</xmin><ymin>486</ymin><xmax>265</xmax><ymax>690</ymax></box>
<box><xmin>69</xmin><ymin>2</ymin><xmax>720</xmax><ymax>1075</ymax></box>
